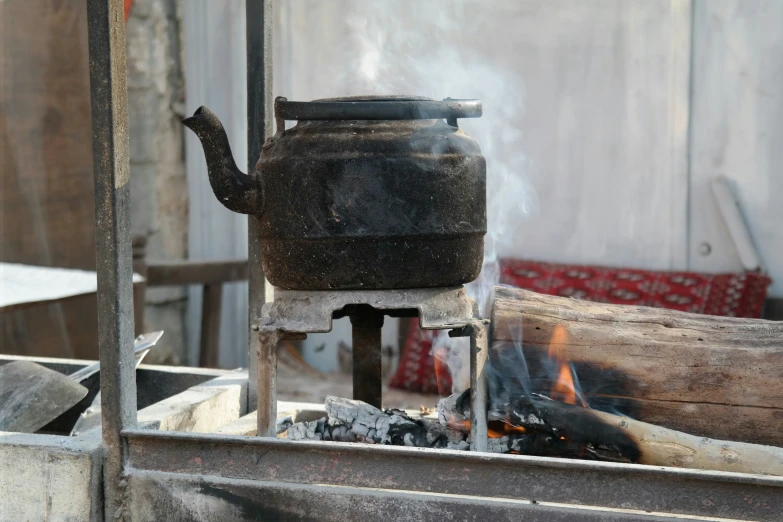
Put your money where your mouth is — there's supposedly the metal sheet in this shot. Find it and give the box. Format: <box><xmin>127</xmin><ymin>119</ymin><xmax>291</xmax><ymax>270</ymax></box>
<box><xmin>87</xmin><ymin>0</ymin><xmax>136</xmax><ymax>519</ymax></box>
<box><xmin>124</xmin><ymin>430</ymin><xmax>783</xmax><ymax>521</ymax></box>
<box><xmin>127</xmin><ymin>470</ymin><xmax>698</xmax><ymax>522</ymax></box>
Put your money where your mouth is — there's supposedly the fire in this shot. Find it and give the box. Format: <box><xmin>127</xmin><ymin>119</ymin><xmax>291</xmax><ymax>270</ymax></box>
<box><xmin>451</xmin><ymin>417</ymin><xmax>527</xmax><ymax>439</ymax></box>
<box><xmin>547</xmin><ymin>325</ymin><xmax>588</xmax><ymax>407</ymax></box>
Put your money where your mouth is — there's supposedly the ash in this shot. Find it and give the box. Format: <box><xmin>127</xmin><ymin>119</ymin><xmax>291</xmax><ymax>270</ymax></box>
<box><xmin>285</xmin><ymin>396</ymin><xmax>468</xmax><ymax>450</ymax></box>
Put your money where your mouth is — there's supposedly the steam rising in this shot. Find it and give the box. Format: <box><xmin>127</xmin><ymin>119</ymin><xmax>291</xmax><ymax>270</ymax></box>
<box><xmin>297</xmin><ymin>2</ymin><xmax>539</xmax><ymax>392</ymax></box>
<box><xmin>340</xmin><ymin>2</ymin><xmax>537</xmax><ymax>392</ymax></box>
<box><xmin>341</xmin><ymin>3</ymin><xmax>538</xmax><ymax>285</ymax></box>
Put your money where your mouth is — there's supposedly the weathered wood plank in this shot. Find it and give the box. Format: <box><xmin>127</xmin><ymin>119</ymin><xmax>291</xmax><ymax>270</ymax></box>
<box><xmin>145</xmin><ymin>259</ymin><xmax>248</xmax><ymax>286</ymax></box>
<box><xmin>199</xmin><ymin>283</ymin><xmax>223</xmax><ymax>367</ymax></box>
<box><xmin>491</xmin><ymin>286</ymin><xmax>783</xmax><ymax>444</ymax></box>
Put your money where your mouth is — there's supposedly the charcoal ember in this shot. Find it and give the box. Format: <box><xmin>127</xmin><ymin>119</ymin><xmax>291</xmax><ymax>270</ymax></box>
<box><xmin>285</xmin><ymin>396</ymin><xmax>468</xmax><ymax>449</ymax></box>
<box><xmin>287</xmin><ymin>419</ymin><xmax>322</xmax><ymax>441</ymax></box>
<box><xmin>436</xmin><ymin>393</ymin><xmax>469</xmax><ymax>427</ymax></box>
<box><xmin>276</xmin><ymin>415</ymin><xmax>293</xmax><ymax>435</ymax></box>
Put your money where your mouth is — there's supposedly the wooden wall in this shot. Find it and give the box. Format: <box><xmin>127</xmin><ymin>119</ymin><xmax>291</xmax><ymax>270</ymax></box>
<box><xmin>183</xmin><ymin>0</ymin><xmax>251</xmax><ymax>368</ymax></box>
<box><xmin>0</xmin><ymin>0</ymin><xmax>99</xmax><ymax>358</ymax></box>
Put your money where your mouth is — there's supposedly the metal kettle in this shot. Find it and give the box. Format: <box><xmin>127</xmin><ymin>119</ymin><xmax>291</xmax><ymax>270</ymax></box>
<box><xmin>183</xmin><ymin>95</ymin><xmax>487</xmax><ymax>291</ymax></box>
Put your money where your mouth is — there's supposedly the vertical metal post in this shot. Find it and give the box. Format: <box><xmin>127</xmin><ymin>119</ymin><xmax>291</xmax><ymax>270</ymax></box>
<box><xmin>469</xmin><ymin>320</ymin><xmax>488</xmax><ymax>452</ymax></box>
<box><xmin>87</xmin><ymin>0</ymin><xmax>135</xmax><ymax>518</ymax></box>
<box><xmin>350</xmin><ymin>306</ymin><xmax>384</xmax><ymax>409</ymax></box>
<box><xmin>256</xmin><ymin>329</ymin><xmax>279</xmax><ymax>437</ymax></box>
<box><xmin>247</xmin><ymin>0</ymin><xmax>274</xmax><ymax>412</ymax></box>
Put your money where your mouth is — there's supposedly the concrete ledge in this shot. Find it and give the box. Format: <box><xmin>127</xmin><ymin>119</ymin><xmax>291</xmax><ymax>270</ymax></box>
<box><xmin>138</xmin><ymin>371</ymin><xmax>247</xmax><ymax>432</ymax></box>
<box><xmin>0</xmin><ymin>431</ymin><xmax>103</xmax><ymax>521</ymax></box>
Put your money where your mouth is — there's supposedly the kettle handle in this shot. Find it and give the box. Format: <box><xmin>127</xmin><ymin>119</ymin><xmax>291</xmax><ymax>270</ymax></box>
<box><xmin>274</xmin><ymin>97</ymin><xmax>482</xmax><ymax>131</ymax></box>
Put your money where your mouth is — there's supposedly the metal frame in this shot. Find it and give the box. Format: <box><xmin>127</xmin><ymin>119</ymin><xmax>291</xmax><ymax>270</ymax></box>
<box><xmin>87</xmin><ymin>0</ymin><xmax>136</xmax><ymax>517</ymax></box>
<box><xmin>86</xmin><ymin>0</ymin><xmax>783</xmax><ymax>519</ymax></box>
<box><xmin>123</xmin><ymin>430</ymin><xmax>783</xmax><ymax>521</ymax></box>
<box><xmin>252</xmin><ymin>287</ymin><xmax>489</xmax><ymax>451</ymax></box>
<box><xmin>246</xmin><ymin>0</ymin><xmax>274</xmax><ymax>413</ymax></box>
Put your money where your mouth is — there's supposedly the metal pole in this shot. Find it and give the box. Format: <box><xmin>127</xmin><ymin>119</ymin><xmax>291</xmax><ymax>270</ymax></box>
<box><xmin>87</xmin><ymin>0</ymin><xmax>136</xmax><ymax>518</ymax></box>
<box><xmin>246</xmin><ymin>0</ymin><xmax>274</xmax><ymax>412</ymax></box>
<box><xmin>469</xmin><ymin>320</ymin><xmax>489</xmax><ymax>452</ymax></box>
<box><xmin>256</xmin><ymin>329</ymin><xmax>278</xmax><ymax>437</ymax></box>
<box><xmin>350</xmin><ymin>306</ymin><xmax>384</xmax><ymax>409</ymax></box>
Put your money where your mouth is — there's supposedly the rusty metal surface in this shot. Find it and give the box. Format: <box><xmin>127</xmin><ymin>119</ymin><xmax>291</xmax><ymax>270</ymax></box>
<box><xmin>127</xmin><ymin>471</ymin><xmax>696</xmax><ymax>522</ymax></box>
<box><xmin>246</xmin><ymin>0</ymin><xmax>274</xmax><ymax>412</ymax></box>
<box><xmin>255</xmin><ymin>287</ymin><xmax>480</xmax><ymax>440</ymax></box>
<box><xmin>125</xmin><ymin>430</ymin><xmax>783</xmax><ymax>521</ymax></box>
<box><xmin>87</xmin><ymin>0</ymin><xmax>136</xmax><ymax>519</ymax></box>
<box><xmin>259</xmin><ymin>286</ymin><xmax>477</xmax><ymax>333</ymax></box>
<box><xmin>256</xmin><ymin>329</ymin><xmax>278</xmax><ymax>437</ymax></box>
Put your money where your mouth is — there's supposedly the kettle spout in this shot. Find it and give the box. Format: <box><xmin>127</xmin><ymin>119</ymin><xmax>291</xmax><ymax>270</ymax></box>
<box><xmin>182</xmin><ymin>106</ymin><xmax>259</xmax><ymax>215</ymax></box>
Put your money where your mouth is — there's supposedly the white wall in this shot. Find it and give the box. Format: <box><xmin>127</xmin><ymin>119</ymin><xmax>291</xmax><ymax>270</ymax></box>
<box><xmin>184</xmin><ymin>0</ymin><xmax>249</xmax><ymax>367</ymax></box>
<box><xmin>184</xmin><ymin>0</ymin><xmax>783</xmax><ymax>370</ymax></box>
<box><xmin>689</xmin><ymin>0</ymin><xmax>783</xmax><ymax>295</ymax></box>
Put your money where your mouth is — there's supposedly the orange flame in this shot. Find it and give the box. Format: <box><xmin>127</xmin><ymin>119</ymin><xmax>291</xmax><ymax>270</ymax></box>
<box><xmin>454</xmin><ymin>419</ymin><xmax>527</xmax><ymax>439</ymax></box>
<box><xmin>547</xmin><ymin>325</ymin><xmax>587</xmax><ymax>407</ymax></box>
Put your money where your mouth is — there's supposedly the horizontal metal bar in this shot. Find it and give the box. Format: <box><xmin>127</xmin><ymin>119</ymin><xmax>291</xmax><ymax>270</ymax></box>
<box><xmin>262</xmin><ymin>286</ymin><xmax>475</xmax><ymax>333</ymax></box>
<box><xmin>145</xmin><ymin>260</ymin><xmax>248</xmax><ymax>285</ymax></box>
<box><xmin>127</xmin><ymin>470</ymin><xmax>694</xmax><ymax>522</ymax></box>
<box><xmin>276</xmin><ymin>98</ymin><xmax>482</xmax><ymax>121</ymax></box>
<box><xmin>124</xmin><ymin>430</ymin><xmax>783</xmax><ymax>521</ymax></box>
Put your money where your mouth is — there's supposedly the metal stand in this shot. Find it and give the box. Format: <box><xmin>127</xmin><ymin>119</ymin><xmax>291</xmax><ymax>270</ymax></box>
<box><xmin>349</xmin><ymin>305</ymin><xmax>384</xmax><ymax>408</ymax></box>
<box><xmin>254</xmin><ymin>286</ymin><xmax>489</xmax><ymax>451</ymax></box>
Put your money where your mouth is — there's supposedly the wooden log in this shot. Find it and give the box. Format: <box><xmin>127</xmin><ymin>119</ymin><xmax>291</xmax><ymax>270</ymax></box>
<box><xmin>590</xmin><ymin>408</ymin><xmax>783</xmax><ymax>476</ymax></box>
<box><xmin>491</xmin><ymin>286</ymin><xmax>783</xmax><ymax>445</ymax></box>
<box><xmin>441</xmin><ymin>391</ymin><xmax>783</xmax><ymax>475</ymax></box>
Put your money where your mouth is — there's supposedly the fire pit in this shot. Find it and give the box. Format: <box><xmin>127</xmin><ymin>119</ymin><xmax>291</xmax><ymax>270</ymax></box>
<box><xmin>81</xmin><ymin>1</ymin><xmax>783</xmax><ymax>520</ymax></box>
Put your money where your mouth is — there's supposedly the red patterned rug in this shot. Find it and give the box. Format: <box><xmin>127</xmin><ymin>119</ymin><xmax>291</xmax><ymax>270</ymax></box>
<box><xmin>389</xmin><ymin>259</ymin><xmax>771</xmax><ymax>394</ymax></box>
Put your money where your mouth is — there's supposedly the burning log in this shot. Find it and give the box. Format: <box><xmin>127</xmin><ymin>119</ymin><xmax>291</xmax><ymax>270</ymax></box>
<box><xmin>491</xmin><ymin>286</ymin><xmax>783</xmax><ymax>445</ymax></box>
<box><xmin>283</xmin><ymin>393</ymin><xmax>783</xmax><ymax>475</ymax></box>
<box><xmin>439</xmin><ymin>391</ymin><xmax>641</xmax><ymax>462</ymax></box>
<box><xmin>442</xmin><ymin>390</ymin><xmax>783</xmax><ymax>475</ymax></box>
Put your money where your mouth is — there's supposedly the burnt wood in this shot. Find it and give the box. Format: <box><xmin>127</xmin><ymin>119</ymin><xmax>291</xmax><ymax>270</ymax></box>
<box><xmin>491</xmin><ymin>286</ymin><xmax>783</xmax><ymax>445</ymax></box>
<box><xmin>440</xmin><ymin>390</ymin><xmax>783</xmax><ymax>475</ymax></box>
